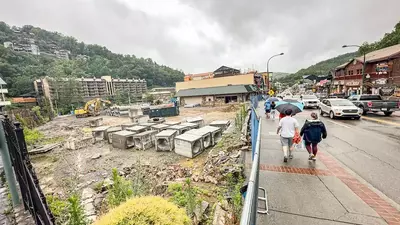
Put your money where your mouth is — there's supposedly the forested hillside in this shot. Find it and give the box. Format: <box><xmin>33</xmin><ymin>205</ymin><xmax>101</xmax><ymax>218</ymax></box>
<box><xmin>0</xmin><ymin>22</ymin><xmax>184</xmax><ymax>96</ymax></box>
<box><xmin>277</xmin><ymin>20</ymin><xmax>400</xmax><ymax>86</ymax></box>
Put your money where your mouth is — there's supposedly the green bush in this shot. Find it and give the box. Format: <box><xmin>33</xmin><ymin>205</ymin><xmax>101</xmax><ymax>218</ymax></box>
<box><xmin>93</xmin><ymin>196</ymin><xmax>191</xmax><ymax>225</ymax></box>
<box><xmin>24</xmin><ymin>128</ymin><xmax>45</xmax><ymax>146</ymax></box>
<box><xmin>107</xmin><ymin>168</ymin><xmax>133</xmax><ymax>208</ymax></box>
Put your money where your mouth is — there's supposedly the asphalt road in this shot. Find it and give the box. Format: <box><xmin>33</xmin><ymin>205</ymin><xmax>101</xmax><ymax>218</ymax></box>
<box><xmin>295</xmin><ymin>109</ymin><xmax>400</xmax><ymax>206</ymax></box>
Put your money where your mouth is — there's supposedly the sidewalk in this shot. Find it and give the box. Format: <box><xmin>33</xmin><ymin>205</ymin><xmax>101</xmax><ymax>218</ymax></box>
<box><xmin>244</xmin><ymin>107</ymin><xmax>400</xmax><ymax>225</ymax></box>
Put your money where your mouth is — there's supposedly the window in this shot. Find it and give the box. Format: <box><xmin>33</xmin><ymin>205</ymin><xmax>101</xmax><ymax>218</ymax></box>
<box><xmin>360</xmin><ymin>95</ymin><xmax>382</xmax><ymax>101</ymax></box>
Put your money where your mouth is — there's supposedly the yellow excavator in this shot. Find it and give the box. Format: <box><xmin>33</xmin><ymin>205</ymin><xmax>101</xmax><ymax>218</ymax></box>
<box><xmin>74</xmin><ymin>98</ymin><xmax>112</xmax><ymax>118</ymax></box>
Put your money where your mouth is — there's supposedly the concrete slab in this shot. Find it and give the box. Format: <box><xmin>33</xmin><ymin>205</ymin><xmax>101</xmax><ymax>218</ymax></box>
<box><xmin>259</xmin><ymin>171</ymin><xmax>347</xmax><ymax>220</ymax></box>
<box><xmin>319</xmin><ymin>176</ymin><xmax>379</xmax><ymax>217</ymax></box>
<box><xmin>181</xmin><ymin>122</ymin><xmax>200</xmax><ymax>129</ymax></box>
<box><xmin>258</xmin><ymin>210</ymin><xmax>350</xmax><ymax>225</ymax></box>
<box><xmin>139</xmin><ymin>122</ymin><xmax>156</xmax><ymax>129</ymax></box>
<box><xmin>209</xmin><ymin>120</ymin><xmax>230</xmax><ymax>130</ymax></box>
<box><xmin>155</xmin><ymin>129</ymin><xmax>177</xmax><ymax>151</ymax></box>
<box><xmin>126</xmin><ymin>125</ymin><xmax>147</xmax><ymax>133</ymax></box>
<box><xmin>148</xmin><ymin>117</ymin><xmax>165</xmax><ymax>124</ymax></box>
<box><xmin>105</xmin><ymin>126</ymin><xmax>122</xmax><ymax>142</ymax></box>
<box><xmin>121</xmin><ymin>123</ymin><xmax>138</xmax><ymax>130</ymax></box>
<box><xmin>92</xmin><ymin>126</ymin><xmax>111</xmax><ymax>142</ymax></box>
<box><xmin>132</xmin><ymin>130</ymin><xmax>157</xmax><ymax>150</ymax></box>
<box><xmin>175</xmin><ymin>133</ymin><xmax>204</xmax><ymax>158</ymax></box>
<box><xmin>168</xmin><ymin>124</ymin><xmax>191</xmax><ymax>134</ymax></box>
<box><xmin>89</xmin><ymin>118</ymin><xmax>103</xmax><ymax>127</ymax></box>
<box><xmin>151</xmin><ymin>124</ymin><xmax>170</xmax><ymax>132</ymax></box>
<box><xmin>112</xmin><ymin>131</ymin><xmax>136</xmax><ymax>149</ymax></box>
<box><xmin>186</xmin><ymin>117</ymin><xmax>204</xmax><ymax>127</ymax></box>
<box><xmin>185</xmin><ymin>129</ymin><xmax>212</xmax><ymax>149</ymax></box>
<box><xmin>199</xmin><ymin>126</ymin><xmax>222</xmax><ymax>146</ymax></box>
<box><xmin>164</xmin><ymin>121</ymin><xmax>181</xmax><ymax>126</ymax></box>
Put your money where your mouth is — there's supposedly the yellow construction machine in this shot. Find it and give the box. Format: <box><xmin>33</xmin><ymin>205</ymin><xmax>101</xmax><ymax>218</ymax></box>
<box><xmin>74</xmin><ymin>98</ymin><xmax>112</xmax><ymax>118</ymax></box>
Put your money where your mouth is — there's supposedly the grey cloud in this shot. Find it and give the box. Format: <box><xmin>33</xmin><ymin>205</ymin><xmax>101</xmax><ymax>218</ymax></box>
<box><xmin>1</xmin><ymin>0</ymin><xmax>400</xmax><ymax>74</ymax></box>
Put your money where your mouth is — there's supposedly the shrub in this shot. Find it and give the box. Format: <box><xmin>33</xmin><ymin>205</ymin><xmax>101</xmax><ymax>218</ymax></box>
<box><xmin>24</xmin><ymin>128</ymin><xmax>45</xmax><ymax>146</ymax></box>
<box><xmin>67</xmin><ymin>195</ymin><xmax>88</xmax><ymax>225</ymax></box>
<box><xmin>93</xmin><ymin>196</ymin><xmax>191</xmax><ymax>225</ymax></box>
<box><xmin>107</xmin><ymin>168</ymin><xmax>133</xmax><ymax>208</ymax></box>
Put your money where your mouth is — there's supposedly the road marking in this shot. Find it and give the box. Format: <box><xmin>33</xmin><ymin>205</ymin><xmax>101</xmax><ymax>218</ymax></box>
<box><xmin>326</xmin><ymin>120</ymin><xmax>351</xmax><ymax>129</ymax></box>
<box><xmin>361</xmin><ymin>116</ymin><xmax>400</xmax><ymax>127</ymax></box>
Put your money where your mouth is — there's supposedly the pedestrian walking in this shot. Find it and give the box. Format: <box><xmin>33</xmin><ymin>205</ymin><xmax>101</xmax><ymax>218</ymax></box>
<box><xmin>277</xmin><ymin>109</ymin><xmax>299</xmax><ymax>162</ymax></box>
<box><xmin>264</xmin><ymin>100</ymin><xmax>271</xmax><ymax>119</ymax></box>
<box><xmin>270</xmin><ymin>101</ymin><xmax>276</xmax><ymax>119</ymax></box>
<box><xmin>300</xmin><ymin>112</ymin><xmax>327</xmax><ymax>161</ymax></box>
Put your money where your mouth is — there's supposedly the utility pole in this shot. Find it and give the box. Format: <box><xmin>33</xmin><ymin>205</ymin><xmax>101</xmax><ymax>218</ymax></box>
<box><xmin>0</xmin><ymin>117</ymin><xmax>20</xmax><ymax>207</ymax></box>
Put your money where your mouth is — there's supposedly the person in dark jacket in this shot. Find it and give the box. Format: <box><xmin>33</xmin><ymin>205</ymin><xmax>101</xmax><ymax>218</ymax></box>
<box><xmin>300</xmin><ymin>112</ymin><xmax>327</xmax><ymax>161</ymax></box>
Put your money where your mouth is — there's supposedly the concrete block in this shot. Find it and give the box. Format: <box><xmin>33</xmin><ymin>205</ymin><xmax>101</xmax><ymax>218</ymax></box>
<box><xmin>121</xmin><ymin>123</ymin><xmax>138</xmax><ymax>130</ymax></box>
<box><xmin>180</xmin><ymin>122</ymin><xmax>200</xmax><ymax>129</ymax></box>
<box><xmin>106</xmin><ymin>127</ymin><xmax>122</xmax><ymax>144</ymax></box>
<box><xmin>174</xmin><ymin>133</ymin><xmax>204</xmax><ymax>158</ymax></box>
<box><xmin>148</xmin><ymin>117</ymin><xmax>165</xmax><ymax>124</ymax></box>
<box><xmin>151</xmin><ymin>124</ymin><xmax>170</xmax><ymax>132</ymax></box>
<box><xmin>89</xmin><ymin>118</ymin><xmax>103</xmax><ymax>127</ymax></box>
<box><xmin>168</xmin><ymin>124</ymin><xmax>191</xmax><ymax>134</ymax></box>
<box><xmin>185</xmin><ymin>129</ymin><xmax>212</xmax><ymax>149</ymax></box>
<box><xmin>132</xmin><ymin>130</ymin><xmax>158</xmax><ymax>150</ymax></box>
<box><xmin>128</xmin><ymin>107</ymin><xmax>142</xmax><ymax>118</ymax></box>
<box><xmin>126</xmin><ymin>125</ymin><xmax>147</xmax><ymax>133</ymax></box>
<box><xmin>112</xmin><ymin>131</ymin><xmax>136</xmax><ymax>149</ymax></box>
<box><xmin>199</xmin><ymin>126</ymin><xmax>223</xmax><ymax>146</ymax></box>
<box><xmin>164</xmin><ymin>121</ymin><xmax>181</xmax><ymax>126</ymax></box>
<box><xmin>209</xmin><ymin>120</ymin><xmax>230</xmax><ymax>131</ymax></box>
<box><xmin>92</xmin><ymin>126</ymin><xmax>111</xmax><ymax>142</ymax></box>
<box><xmin>139</xmin><ymin>122</ymin><xmax>156</xmax><ymax>130</ymax></box>
<box><xmin>186</xmin><ymin>117</ymin><xmax>204</xmax><ymax>127</ymax></box>
<box><xmin>155</xmin><ymin>129</ymin><xmax>177</xmax><ymax>151</ymax></box>
<box><xmin>130</xmin><ymin>117</ymin><xmax>139</xmax><ymax>123</ymax></box>
<box><xmin>66</xmin><ymin>137</ymin><xmax>93</xmax><ymax>150</ymax></box>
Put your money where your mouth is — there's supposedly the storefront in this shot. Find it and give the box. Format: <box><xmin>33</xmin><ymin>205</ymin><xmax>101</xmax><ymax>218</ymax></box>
<box><xmin>343</xmin><ymin>80</ymin><xmax>361</xmax><ymax>95</ymax></box>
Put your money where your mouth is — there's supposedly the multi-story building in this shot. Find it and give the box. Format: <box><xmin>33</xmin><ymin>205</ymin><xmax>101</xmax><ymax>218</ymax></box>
<box><xmin>34</xmin><ymin>76</ymin><xmax>147</xmax><ymax>111</ymax></box>
<box><xmin>333</xmin><ymin>44</ymin><xmax>400</xmax><ymax>96</ymax></box>
<box><xmin>0</xmin><ymin>77</ymin><xmax>11</xmax><ymax>109</ymax></box>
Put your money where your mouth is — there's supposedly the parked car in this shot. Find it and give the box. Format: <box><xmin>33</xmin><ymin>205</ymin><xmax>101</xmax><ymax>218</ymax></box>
<box><xmin>319</xmin><ymin>99</ymin><xmax>362</xmax><ymax>119</ymax></box>
<box><xmin>301</xmin><ymin>95</ymin><xmax>320</xmax><ymax>109</ymax></box>
<box><xmin>329</xmin><ymin>93</ymin><xmax>347</xmax><ymax>99</ymax></box>
<box><xmin>348</xmin><ymin>95</ymin><xmax>400</xmax><ymax>116</ymax></box>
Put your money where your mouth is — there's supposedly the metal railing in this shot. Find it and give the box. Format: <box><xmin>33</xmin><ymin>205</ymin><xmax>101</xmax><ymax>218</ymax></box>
<box><xmin>240</xmin><ymin>97</ymin><xmax>268</xmax><ymax>225</ymax></box>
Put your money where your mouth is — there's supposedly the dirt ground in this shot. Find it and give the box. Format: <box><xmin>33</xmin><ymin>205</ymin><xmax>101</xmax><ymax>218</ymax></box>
<box><xmin>31</xmin><ymin>105</ymin><xmax>240</xmax><ymax>196</ymax></box>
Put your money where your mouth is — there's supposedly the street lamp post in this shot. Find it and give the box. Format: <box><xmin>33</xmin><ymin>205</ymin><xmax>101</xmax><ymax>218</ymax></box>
<box><xmin>342</xmin><ymin>45</ymin><xmax>366</xmax><ymax>94</ymax></box>
<box><xmin>266</xmin><ymin>53</ymin><xmax>284</xmax><ymax>92</ymax></box>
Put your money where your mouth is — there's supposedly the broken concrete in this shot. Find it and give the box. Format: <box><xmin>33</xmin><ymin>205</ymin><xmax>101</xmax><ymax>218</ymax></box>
<box><xmin>209</xmin><ymin>120</ymin><xmax>231</xmax><ymax>131</ymax></box>
<box><xmin>151</xmin><ymin>124</ymin><xmax>170</xmax><ymax>132</ymax></box>
<box><xmin>126</xmin><ymin>125</ymin><xmax>147</xmax><ymax>133</ymax></box>
<box><xmin>164</xmin><ymin>121</ymin><xmax>181</xmax><ymax>126</ymax></box>
<box><xmin>174</xmin><ymin>133</ymin><xmax>204</xmax><ymax>158</ymax></box>
<box><xmin>180</xmin><ymin>122</ymin><xmax>200</xmax><ymax>129</ymax></box>
<box><xmin>132</xmin><ymin>130</ymin><xmax>158</xmax><ymax>150</ymax></box>
<box><xmin>186</xmin><ymin>117</ymin><xmax>204</xmax><ymax>127</ymax></box>
<box><xmin>168</xmin><ymin>124</ymin><xmax>191</xmax><ymax>134</ymax></box>
<box><xmin>105</xmin><ymin>126</ymin><xmax>122</xmax><ymax>143</ymax></box>
<box><xmin>112</xmin><ymin>130</ymin><xmax>136</xmax><ymax>149</ymax></box>
<box><xmin>89</xmin><ymin>118</ymin><xmax>103</xmax><ymax>127</ymax></box>
<box><xmin>121</xmin><ymin>123</ymin><xmax>139</xmax><ymax>130</ymax></box>
<box><xmin>199</xmin><ymin>126</ymin><xmax>223</xmax><ymax>146</ymax></box>
<box><xmin>155</xmin><ymin>130</ymin><xmax>178</xmax><ymax>151</ymax></box>
<box><xmin>29</xmin><ymin>143</ymin><xmax>62</xmax><ymax>155</ymax></box>
<box><xmin>186</xmin><ymin>128</ymin><xmax>212</xmax><ymax>149</ymax></box>
<box><xmin>65</xmin><ymin>137</ymin><xmax>93</xmax><ymax>150</ymax></box>
<box><xmin>148</xmin><ymin>117</ymin><xmax>165</xmax><ymax>124</ymax></box>
<box><xmin>92</xmin><ymin>126</ymin><xmax>111</xmax><ymax>143</ymax></box>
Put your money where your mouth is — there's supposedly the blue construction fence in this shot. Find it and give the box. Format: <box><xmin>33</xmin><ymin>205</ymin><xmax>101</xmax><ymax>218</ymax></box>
<box><xmin>250</xmin><ymin>95</ymin><xmax>261</xmax><ymax>157</ymax></box>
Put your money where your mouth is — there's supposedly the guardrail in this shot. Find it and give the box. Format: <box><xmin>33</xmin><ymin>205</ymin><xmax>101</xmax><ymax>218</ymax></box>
<box><xmin>240</xmin><ymin>98</ymin><xmax>268</xmax><ymax>225</ymax></box>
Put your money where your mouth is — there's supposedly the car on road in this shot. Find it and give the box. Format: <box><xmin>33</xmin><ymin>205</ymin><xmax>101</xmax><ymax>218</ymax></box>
<box><xmin>319</xmin><ymin>98</ymin><xmax>362</xmax><ymax>119</ymax></box>
<box><xmin>301</xmin><ymin>95</ymin><xmax>320</xmax><ymax>109</ymax></box>
<box><xmin>348</xmin><ymin>94</ymin><xmax>400</xmax><ymax>116</ymax></box>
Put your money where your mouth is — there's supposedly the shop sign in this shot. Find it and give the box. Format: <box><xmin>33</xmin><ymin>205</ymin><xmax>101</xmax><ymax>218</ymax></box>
<box><xmin>376</xmin><ymin>63</ymin><xmax>389</xmax><ymax>74</ymax></box>
<box><xmin>333</xmin><ymin>81</ymin><xmax>339</xmax><ymax>85</ymax></box>
<box><xmin>346</xmin><ymin>80</ymin><xmax>360</xmax><ymax>86</ymax></box>
<box><xmin>339</xmin><ymin>80</ymin><xmax>345</xmax><ymax>85</ymax></box>
<box><xmin>379</xmin><ymin>87</ymin><xmax>395</xmax><ymax>96</ymax></box>
<box><xmin>373</xmin><ymin>78</ymin><xmax>387</xmax><ymax>85</ymax></box>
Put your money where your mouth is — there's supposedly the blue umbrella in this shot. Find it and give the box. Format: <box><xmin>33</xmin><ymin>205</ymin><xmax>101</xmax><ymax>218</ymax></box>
<box><xmin>266</xmin><ymin>97</ymin><xmax>281</xmax><ymax>102</ymax></box>
<box><xmin>275</xmin><ymin>100</ymin><xmax>304</xmax><ymax>114</ymax></box>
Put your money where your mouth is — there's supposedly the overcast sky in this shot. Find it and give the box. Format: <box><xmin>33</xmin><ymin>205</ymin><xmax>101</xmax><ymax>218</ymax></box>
<box><xmin>1</xmin><ymin>0</ymin><xmax>399</xmax><ymax>74</ymax></box>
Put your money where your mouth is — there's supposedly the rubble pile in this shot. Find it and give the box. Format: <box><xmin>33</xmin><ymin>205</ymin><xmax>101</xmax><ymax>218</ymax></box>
<box><xmin>122</xmin><ymin>163</ymin><xmax>193</xmax><ymax>194</ymax></box>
